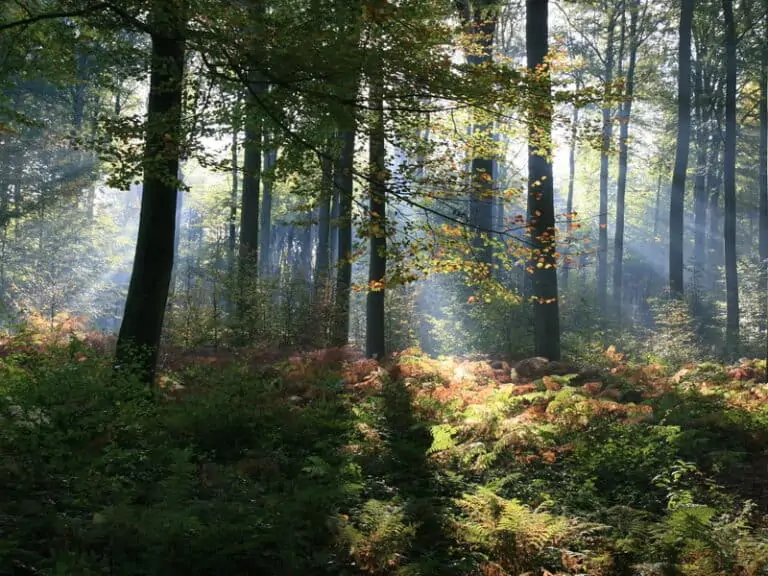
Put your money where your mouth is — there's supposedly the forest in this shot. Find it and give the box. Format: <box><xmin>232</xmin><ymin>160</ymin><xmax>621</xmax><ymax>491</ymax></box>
<box><xmin>2</xmin><ymin>0</ymin><xmax>768</xmax><ymax>574</ymax></box>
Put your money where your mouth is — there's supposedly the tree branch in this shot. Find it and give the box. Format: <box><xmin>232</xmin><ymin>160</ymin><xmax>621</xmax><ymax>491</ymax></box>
<box><xmin>0</xmin><ymin>2</ymin><xmax>109</xmax><ymax>31</ymax></box>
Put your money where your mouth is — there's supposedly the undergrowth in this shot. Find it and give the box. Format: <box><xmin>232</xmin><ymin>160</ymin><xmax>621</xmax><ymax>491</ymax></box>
<box><xmin>1</xmin><ymin>335</ymin><xmax>768</xmax><ymax>575</ymax></box>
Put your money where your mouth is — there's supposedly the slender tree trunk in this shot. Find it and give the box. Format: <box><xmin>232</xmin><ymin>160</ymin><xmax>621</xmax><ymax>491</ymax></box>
<box><xmin>527</xmin><ymin>0</ymin><xmax>560</xmax><ymax>361</ymax></box>
<box><xmin>597</xmin><ymin>14</ymin><xmax>616</xmax><ymax>315</ymax></box>
<box><xmin>468</xmin><ymin>1</ymin><xmax>497</xmax><ymax>268</ymax></box>
<box><xmin>260</xmin><ymin>141</ymin><xmax>276</xmax><ymax>275</ymax></box>
<box><xmin>723</xmin><ymin>0</ymin><xmax>739</xmax><ymax>355</ymax></box>
<box><xmin>693</xmin><ymin>57</ymin><xmax>709</xmax><ymax>290</ymax></box>
<box><xmin>707</xmin><ymin>140</ymin><xmax>722</xmax><ymax>286</ymax></box>
<box><xmin>563</xmin><ymin>103</ymin><xmax>579</xmax><ymax>292</ymax></box>
<box><xmin>669</xmin><ymin>0</ymin><xmax>694</xmax><ymax>296</ymax></box>
<box><xmin>366</xmin><ymin>75</ymin><xmax>387</xmax><ymax>359</ymax></box>
<box><xmin>331</xmin><ymin>128</ymin><xmax>356</xmax><ymax>346</ymax></box>
<box><xmin>316</xmin><ymin>145</ymin><xmax>333</xmax><ymax>287</ymax></box>
<box><xmin>116</xmin><ymin>0</ymin><xmax>186</xmax><ymax>384</ymax></box>
<box><xmin>759</xmin><ymin>7</ymin><xmax>768</xmax><ymax>336</ymax></box>
<box><xmin>612</xmin><ymin>0</ymin><xmax>638</xmax><ymax>318</ymax></box>
<box><xmin>653</xmin><ymin>172</ymin><xmax>663</xmax><ymax>237</ymax></box>
<box><xmin>330</xmin><ymin>186</ymin><xmax>340</xmax><ymax>274</ymax></box>
<box><xmin>228</xmin><ymin>121</ymin><xmax>238</xmax><ymax>276</ymax></box>
<box><xmin>238</xmin><ymin>111</ymin><xmax>262</xmax><ymax>273</ymax></box>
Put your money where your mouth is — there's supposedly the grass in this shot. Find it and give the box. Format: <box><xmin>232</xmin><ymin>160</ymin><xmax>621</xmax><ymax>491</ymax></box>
<box><xmin>2</xmin><ymin>335</ymin><xmax>768</xmax><ymax>575</ymax></box>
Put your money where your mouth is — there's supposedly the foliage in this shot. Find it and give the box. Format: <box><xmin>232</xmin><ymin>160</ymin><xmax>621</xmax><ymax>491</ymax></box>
<box><xmin>3</xmin><ymin>337</ymin><xmax>768</xmax><ymax>575</ymax></box>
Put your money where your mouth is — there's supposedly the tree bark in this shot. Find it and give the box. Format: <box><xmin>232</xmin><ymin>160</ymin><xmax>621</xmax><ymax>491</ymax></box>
<box><xmin>759</xmin><ymin>3</ymin><xmax>768</xmax><ymax>335</ymax></box>
<box><xmin>693</xmin><ymin>51</ymin><xmax>709</xmax><ymax>289</ymax></box>
<box><xmin>331</xmin><ymin>128</ymin><xmax>356</xmax><ymax>347</ymax></box>
<box><xmin>526</xmin><ymin>0</ymin><xmax>560</xmax><ymax>361</ymax></box>
<box><xmin>723</xmin><ymin>0</ymin><xmax>740</xmax><ymax>355</ymax></box>
<box><xmin>228</xmin><ymin>120</ymin><xmax>238</xmax><ymax>277</ymax></box>
<box><xmin>260</xmin><ymin>140</ymin><xmax>277</xmax><ymax>275</ymax></box>
<box><xmin>366</xmin><ymin>76</ymin><xmax>387</xmax><ymax>359</ymax></box>
<box><xmin>316</xmin><ymin>144</ymin><xmax>333</xmax><ymax>287</ymax></box>
<box><xmin>563</xmin><ymin>103</ymin><xmax>579</xmax><ymax>292</ymax></box>
<box><xmin>115</xmin><ymin>0</ymin><xmax>186</xmax><ymax>384</ymax></box>
<box><xmin>468</xmin><ymin>1</ymin><xmax>497</xmax><ymax>268</ymax></box>
<box><xmin>597</xmin><ymin>11</ymin><xmax>616</xmax><ymax>315</ymax></box>
<box><xmin>612</xmin><ymin>0</ymin><xmax>638</xmax><ymax>318</ymax></box>
<box><xmin>668</xmin><ymin>0</ymin><xmax>693</xmax><ymax>296</ymax></box>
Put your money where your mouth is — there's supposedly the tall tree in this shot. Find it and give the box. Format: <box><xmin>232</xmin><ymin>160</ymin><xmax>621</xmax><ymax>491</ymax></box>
<box><xmin>760</xmin><ymin>0</ymin><xmax>768</xmax><ymax>322</ymax></box>
<box><xmin>723</xmin><ymin>0</ymin><xmax>739</xmax><ymax>354</ymax></box>
<box><xmin>668</xmin><ymin>0</ymin><xmax>694</xmax><ymax>296</ymax></box>
<box><xmin>116</xmin><ymin>0</ymin><xmax>187</xmax><ymax>383</ymax></box>
<box><xmin>466</xmin><ymin>0</ymin><xmax>498</xmax><ymax>267</ymax></box>
<box><xmin>366</xmin><ymin>70</ymin><xmax>387</xmax><ymax>359</ymax></box>
<box><xmin>597</xmin><ymin>5</ymin><xmax>617</xmax><ymax>314</ymax></box>
<box><xmin>612</xmin><ymin>0</ymin><xmax>641</xmax><ymax>317</ymax></box>
<box><xmin>692</xmin><ymin>37</ymin><xmax>710</xmax><ymax>289</ymax></box>
<box><xmin>527</xmin><ymin>0</ymin><xmax>560</xmax><ymax>360</ymax></box>
<box><xmin>330</xmin><ymin>128</ymin><xmax>356</xmax><ymax>346</ymax></box>
<box><xmin>259</xmin><ymin>140</ymin><xmax>277</xmax><ymax>275</ymax></box>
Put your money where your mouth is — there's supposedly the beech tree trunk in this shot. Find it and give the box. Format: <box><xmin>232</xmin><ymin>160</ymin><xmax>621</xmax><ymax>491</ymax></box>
<box><xmin>669</xmin><ymin>0</ymin><xmax>693</xmax><ymax>296</ymax></box>
<box><xmin>597</xmin><ymin>13</ymin><xmax>616</xmax><ymax>315</ymax></box>
<box><xmin>563</xmin><ymin>103</ymin><xmax>578</xmax><ymax>292</ymax></box>
<box><xmin>612</xmin><ymin>0</ymin><xmax>638</xmax><ymax>318</ymax></box>
<box><xmin>759</xmin><ymin>4</ymin><xmax>768</xmax><ymax>335</ymax></box>
<box><xmin>116</xmin><ymin>0</ymin><xmax>186</xmax><ymax>384</ymax></box>
<box><xmin>260</xmin><ymin>141</ymin><xmax>276</xmax><ymax>275</ymax></box>
<box><xmin>526</xmin><ymin>0</ymin><xmax>560</xmax><ymax>361</ymax></box>
<box><xmin>228</xmin><ymin>121</ymin><xmax>238</xmax><ymax>277</ymax></box>
<box><xmin>693</xmin><ymin>52</ymin><xmax>710</xmax><ymax>289</ymax></box>
<box><xmin>331</xmin><ymin>129</ymin><xmax>356</xmax><ymax>347</ymax></box>
<box><xmin>467</xmin><ymin>1</ymin><xmax>497</xmax><ymax>268</ymax></box>
<box><xmin>723</xmin><ymin>0</ymin><xmax>740</xmax><ymax>355</ymax></box>
<box><xmin>366</xmin><ymin>76</ymin><xmax>387</xmax><ymax>359</ymax></box>
<box><xmin>316</xmin><ymin>144</ymin><xmax>333</xmax><ymax>288</ymax></box>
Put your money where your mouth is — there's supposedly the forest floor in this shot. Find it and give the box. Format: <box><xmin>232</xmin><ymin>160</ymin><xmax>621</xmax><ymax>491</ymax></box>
<box><xmin>2</xmin><ymin>332</ymin><xmax>768</xmax><ymax>575</ymax></box>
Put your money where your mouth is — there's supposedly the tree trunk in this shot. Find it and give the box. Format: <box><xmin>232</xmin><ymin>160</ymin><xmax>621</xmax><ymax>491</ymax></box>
<box><xmin>238</xmin><ymin>109</ymin><xmax>262</xmax><ymax>273</ymax></box>
<box><xmin>260</xmin><ymin>140</ymin><xmax>276</xmax><ymax>275</ymax></box>
<box><xmin>668</xmin><ymin>0</ymin><xmax>693</xmax><ymax>296</ymax></box>
<box><xmin>330</xmin><ymin>186</ymin><xmax>340</xmax><ymax>273</ymax></box>
<box><xmin>526</xmin><ymin>0</ymin><xmax>560</xmax><ymax>361</ymax></box>
<box><xmin>693</xmin><ymin>54</ymin><xmax>709</xmax><ymax>289</ymax></box>
<box><xmin>228</xmin><ymin>121</ymin><xmax>238</xmax><ymax>277</ymax></box>
<box><xmin>331</xmin><ymin>128</ymin><xmax>356</xmax><ymax>347</ymax></box>
<box><xmin>366</xmin><ymin>76</ymin><xmax>387</xmax><ymax>359</ymax></box>
<box><xmin>612</xmin><ymin>0</ymin><xmax>638</xmax><ymax>318</ymax></box>
<box><xmin>563</xmin><ymin>103</ymin><xmax>579</xmax><ymax>292</ymax></box>
<box><xmin>723</xmin><ymin>0</ymin><xmax>739</xmax><ymax>355</ymax></box>
<box><xmin>316</xmin><ymin>144</ymin><xmax>333</xmax><ymax>287</ymax></box>
<box><xmin>597</xmin><ymin>13</ymin><xmax>616</xmax><ymax>315</ymax></box>
<box><xmin>707</xmin><ymin>140</ymin><xmax>722</xmax><ymax>286</ymax></box>
<box><xmin>115</xmin><ymin>0</ymin><xmax>186</xmax><ymax>384</ymax></box>
<box><xmin>468</xmin><ymin>1</ymin><xmax>497</xmax><ymax>268</ymax></box>
<box><xmin>759</xmin><ymin>4</ymin><xmax>768</xmax><ymax>335</ymax></box>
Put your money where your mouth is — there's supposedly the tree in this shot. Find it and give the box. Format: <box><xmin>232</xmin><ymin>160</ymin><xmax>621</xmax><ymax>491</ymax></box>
<box><xmin>723</xmin><ymin>0</ymin><xmax>739</xmax><ymax>354</ymax></box>
<box><xmin>366</xmin><ymin>70</ymin><xmax>387</xmax><ymax>359</ymax></box>
<box><xmin>669</xmin><ymin>0</ymin><xmax>694</xmax><ymax>297</ymax></box>
<box><xmin>115</xmin><ymin>0</ymin><xmax>187</xmax><ymax>383</ymax></box>
<box><xmin>612</xmin><ymin>0</ymin><xmax>642</xmax><ymax>317</ymax></box>
<box><xmin>527</xmin><ymin>0</ymin><xmax>560</xmax><ymax>361</ymax></box>
<box><xmin>465</xmin><ymin>0</ymin><xmax>498</xmax><ymax>268</ymax></box>
<box><xmin>598</xmin><ymin>4</ymin><xmax>618</xmax><ymax>315</ymax></box>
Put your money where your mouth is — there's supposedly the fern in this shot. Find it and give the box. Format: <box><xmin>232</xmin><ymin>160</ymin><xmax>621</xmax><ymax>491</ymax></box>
<box><xmin>428</xmin><ymin>423</ymin><xmax>458</xmax><ymax>454</ymax></box>
<box><xmin>453</xmin><ymin>487</ymin><xmax>580</xmax><ymax>574</ymax></box>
